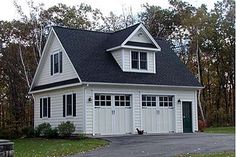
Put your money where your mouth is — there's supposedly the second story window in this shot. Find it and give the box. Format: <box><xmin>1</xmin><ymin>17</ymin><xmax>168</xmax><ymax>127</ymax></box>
<box><xmin>131</xmin><ymin>51</ymin><xmax>147</xmax><ymax>70</ymax></box>
<box><xmin>51</xmin><ymin>51</ymin><xmax>62</xmax><ymax>75</ymax></box>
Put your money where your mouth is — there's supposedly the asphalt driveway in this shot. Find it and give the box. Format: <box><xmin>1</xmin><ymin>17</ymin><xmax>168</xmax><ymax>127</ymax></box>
<box><xmin>72</xmin><ymin>133</ymin><xmax>235</xmax><ymax>157</ymax></box>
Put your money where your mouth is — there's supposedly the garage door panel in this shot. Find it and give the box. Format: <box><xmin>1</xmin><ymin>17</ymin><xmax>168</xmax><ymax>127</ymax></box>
<box><xmin>142</xmin><ymin>95</ymin><xmax>175</xmax><ymax>134</ymax></box>
<box><xmin>94</xmin><ymin>94</ymin><xmax>132</xmax><ymax>135</ymax></box>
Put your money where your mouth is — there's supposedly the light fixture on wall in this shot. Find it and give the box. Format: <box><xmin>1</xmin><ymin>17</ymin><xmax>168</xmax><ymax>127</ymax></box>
<box><xmin>88</xmin><ymin>97</ymin><xmax>92</xmax><ymax>102</ymax></box>
<box><xmin>178</xmin><ymin>99</ymin><xmax>181</xmax><ymax>103</ymax></box>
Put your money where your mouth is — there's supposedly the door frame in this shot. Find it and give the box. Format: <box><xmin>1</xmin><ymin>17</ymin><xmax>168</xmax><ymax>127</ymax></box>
<box><xmin>181</xmin><ymin>101</ymin><xmax>193</xmax><ymax>133</ymax></box>
<box><xmin>92</xmin><ymin>91</ymin><xmax>134</xmax><ymax>135</ymax></box>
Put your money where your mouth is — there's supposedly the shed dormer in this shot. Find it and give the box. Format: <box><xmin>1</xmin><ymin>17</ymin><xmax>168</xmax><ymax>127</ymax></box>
<box><xmin>107</xmin><ymin>23</ymin><xmax>161</xmax><ymax>74</ymax></box>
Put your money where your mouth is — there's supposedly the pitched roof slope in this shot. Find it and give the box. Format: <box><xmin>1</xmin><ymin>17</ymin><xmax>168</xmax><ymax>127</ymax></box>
<box><xmin>53</xmin><ymin>25</ymin><xmax>201</xmax><ymax>87</ymax></box>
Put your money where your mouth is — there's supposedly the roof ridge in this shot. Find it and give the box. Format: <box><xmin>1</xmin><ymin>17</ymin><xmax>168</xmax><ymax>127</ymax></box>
<box><xmin>52</xmin><ymin>25</ymin><xmax>111</xmax><ymax>34</ymax></box>
<box><xmin>52</xmin><ymin>23</ymin><xmax>141</xmax><ymax>34</ymax></box>
<box><xmin>110</xmin><ymin>23</ymin><xmax>141</xmax><ymax>34</ymax></box>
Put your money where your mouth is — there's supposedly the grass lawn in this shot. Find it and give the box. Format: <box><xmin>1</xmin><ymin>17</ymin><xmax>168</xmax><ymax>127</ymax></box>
<box><xmin>178</xmin><ymin>151</ymin><xmax>235</xmax><ymax>157</ymax></box>
<box><xmin>13</xmin><ymin>138</ymin><xmax>108</xmax><ymax>157</ymax></box>
<box><xmin>204</xmin><ymin>127</ymin><xmax>235</xmax><ymax>134</ymax></box>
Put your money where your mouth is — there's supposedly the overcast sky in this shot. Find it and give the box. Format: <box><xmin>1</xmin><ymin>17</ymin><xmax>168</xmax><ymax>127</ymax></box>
<box><xmin>1</xmin><ymin>0</ymin><xmax>218</xmax><ymax>21</ymax></box>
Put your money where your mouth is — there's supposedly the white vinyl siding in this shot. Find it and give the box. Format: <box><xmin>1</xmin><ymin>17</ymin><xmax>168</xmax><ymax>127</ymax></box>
<box><xmin>84</xmin><ymin>84</ymin><xmax>198</xmax><ymax>134</ymax></box>
<box><xmin>111</xmin><ymin>49</ymin><xmax>123</xmax><ymax>69</ymax></box>
<box><xmin>129</xmin><ymin>29</ymin><xmax>152</xmax><ymax>43</ymax></box>
<box><xmin>33</xmin><ymin>32</ymin><xmax>78</xmax><ymax>86</ymax></box>
<box><xmin>34</xmin><ymin>86</ymin><xmax>84</xmax><ymax>133</ymax></box>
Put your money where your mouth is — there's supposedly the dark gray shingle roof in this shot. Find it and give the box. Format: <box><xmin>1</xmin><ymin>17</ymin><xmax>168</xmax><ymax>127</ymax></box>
<box><xmin>52</xmin><ymin>25</ymin><xmax>201</xmax><ymax>87</ymax></box>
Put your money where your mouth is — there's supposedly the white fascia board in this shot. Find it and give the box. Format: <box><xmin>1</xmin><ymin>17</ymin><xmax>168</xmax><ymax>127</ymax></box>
<box><xmin>29</xmin><ymin>28</ymin><xmax>54</xmax><ymax>93</ymax></box>
<box><xmin>121</xmin><ymin>23</ymin><xmax>161</xmax><ymax>51</ymax></box>
<box><xmin>29</xmin><ymin>82</ymin><xmax>83</xmax><ymax>94</ymax></box>
<box><xmin>106</xmin><ymin>46</ymin><xmax>122</xmax><ymax>51</ymax></box>
<box><xmin>52</xmin><ymin>28</ymin><xmax>82</xmax><ymax>83</ymax></box>
<box><xmin>122</xmin><ymin>45</ymin><xmax>159</xmax><ymax>51</ymax></box>
<box><xmin>140</xmin><ymin>24</ymin><xmax>161</xmax><ymax>51</ymax></box>
<box><xmin>82</xmin><ymin>82</ymin><xmax>204</xmax><ymax>90</ymax></box>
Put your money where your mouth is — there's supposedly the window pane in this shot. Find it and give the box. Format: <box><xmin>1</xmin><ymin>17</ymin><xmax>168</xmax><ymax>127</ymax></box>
<box><xmin>152</xmin><ymin>102</ymin><xmax>156</xmax><ymax>106</ymax></box>
<box><xmin>164</xmin><ymin>97</ymin><xmax>168</xmax><ymax>101</ymax></box>
<box><xmin>115</xmin><ymin>96</ymin><xmax>119</xmax><ymax>101</ymax></box>
<box><xmin>147</xmin><ymin>102</ymin><xmax>151</xmax><ymax>106</ymax></box>
<box><xmin>95</xmin><ymin>101</ymin><xmax>99</xmax><ymax>106</ymax></box>
<box><xmin>43</xmin><ymin>98</ymin><xmax>48</xmax><ymax>117</ymax></box>
<box><xmin>132</xmin><ymin>61</ymin><xmax>138</xmax><ymax>69</ymax></box>
<box><xmin>67</xmin><ymin>95</ymin><xmax>72</xmax><ymax>116</ymax></box>
<box><xmin>95</xmin><ymin>95</ymin><xmax>99</xmax><ymax>100</ymax></box>
<box><xmin>101</xmin><ymin>95</ymin><xmax>105</xmax><ymax>100</ymax></box>
<box><xmin>106</xmin><ymin>96</ymin><xmax>111</xmax><ymax>100</ymax></box>
<box><xmin>152</xmin><ymin>97</ymin><xmax>156</xmax><ymax>101</ymax></box>
<box><xmin>147</xmin><ymin>97</ymin><xmax>151</xmax><ymax>101</ymax></box>
<box><xmin>126</xmin><ymin>102</ymin><xmax>130</xmax><ymax>106</ymax></box>
<box><xmin>160</xmin><ymin>102</ymin><xmax>163</xmax><ymax>106</ymax></box>
<box><xmin>101</xmin><ymin>101</ymin><xmax>105</xmax><ymax>106</ymax></box>
<box><xmin>164</xmin><ymin>102</ymin><xmax>168</xmax><ymax>107</ymax></box>
<box><xmin>115</xmin><ymin>101</ymin><xmax>119</xmax><ymax>106</ymax></box>
<box><xmin>159</xmin><ymin>97</ymin><xmax>163</xmax><ymax>101</ymax></box>
<box><xmin>106</xmin><ymin>101</ymin><xmax>111</xmax><ymax>106</ymax></box>
<box><xmin>120</xmin><ymin>101</ymin><xmax>125</xmax><ymax>106</ymax></box>
<box><xmin>54</xmin><ymin>53</ymin><xmax>59</xmax><ymax>73</ymax></box>
<box><xmin>169</xmin><ymin>102</ymin><xmax>173</xmax><ymax>107</ymax></box>
<box><xmin>140</xmin><ymin>52</ymin><xmax>147</xmax><ymax>60</ymax></box>
<box><xmin>131</xmin><ymin>51</ymin><xmax>138</xmax><ymax>59</ymax></box>
<box><xmin>125</xmin><ymin>96</ymin><xmax>130</xmax><ymax>101</ymax></box>
<box><xmin>142</xmin><ymin>96</ymin><xmax>146</xmax><ymax>101</ymax></box>
<box><xmin>140</xmin><ymin>61</ymin><xmax>147</xmax><ymax>70</ymax></box>
<box><xmin>169</xmin><ymin>97</ymin><xmax>172</xmax><ymax>102</ymax></box>
<box><xmin>142</xmin><ymin>102</ymin><xmax>146</xmax><ymax>106</ymax></box>
<box><xmin>120</xmin><ymin>96</ymin><xmax>124</xmax><ymax>100</ymax></box>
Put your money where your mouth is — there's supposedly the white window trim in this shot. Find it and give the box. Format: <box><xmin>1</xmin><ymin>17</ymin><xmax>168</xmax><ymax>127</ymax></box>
<box><xmin>41</xmin><ymin>97</ymin><xmax>49</xmax><ymax>119</ymax></box>
<box><xmin>130</xmin><ymin>50</ymin><xmax>149</xmax><ymax>71</ymax></box>
<box><xmin>64</xmin><ymin>93</ymin><xmax>74</xmax><ymax>117</ymax></box>
<box><xmin>52</xmin><ymin>50</ymin><xmax>61</xmax><ymax>76</ymax></box>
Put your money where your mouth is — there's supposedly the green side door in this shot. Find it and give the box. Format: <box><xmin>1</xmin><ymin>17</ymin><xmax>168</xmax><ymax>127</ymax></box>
<box><xmin>182</xmin><ymin>101</ymin><xmax>192</xmax><ymax>133</ymax></box>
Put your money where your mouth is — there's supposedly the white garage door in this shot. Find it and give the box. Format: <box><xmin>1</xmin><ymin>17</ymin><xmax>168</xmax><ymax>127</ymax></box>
<box><xmin>142</xmin><ymin>95</ymin><xmax>175</xmax><ymax>133</ymax></box>
<box><xmin>94</xmin><ymin>94</ymin><xmax>132</xmax><ymax>135</ymax></box>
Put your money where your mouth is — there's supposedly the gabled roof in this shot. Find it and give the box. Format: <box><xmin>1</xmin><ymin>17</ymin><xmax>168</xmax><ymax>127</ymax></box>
<box><xmin>51</xmin><ymin>24</ymin><xmax>201</xmax><ymax>87</ymax></box>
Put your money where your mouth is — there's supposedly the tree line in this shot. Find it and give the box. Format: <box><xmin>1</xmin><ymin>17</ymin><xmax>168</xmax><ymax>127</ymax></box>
<box><xmin>0</xmin><ymin>0</ymin><xmax>234</xmax><ymax>135</ymax></box>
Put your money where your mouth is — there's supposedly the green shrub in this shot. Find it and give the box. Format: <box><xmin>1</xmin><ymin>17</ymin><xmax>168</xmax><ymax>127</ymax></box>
<box><xmin>35</xmin><ymin>123</ymin><xmax>52</xmax><ymax>137</ymax></box>
<box><xmin>22</xmin><ymin>126</ymin><xmax>35</xmax><ymax>138</ymax></box>
<box><xmin>35</xmin><ymin>123</ymin><xmax>59</xmax><ymax>138</ymax></box>
<box><xmin>45</xmin><ymin>128</ymin><xmax>59</xmax><ymax>139</ymax></box>
<box><xmin>58</xmin><ymin>121</ymin><xmax>75</xmax><ymax>137</ymax></box>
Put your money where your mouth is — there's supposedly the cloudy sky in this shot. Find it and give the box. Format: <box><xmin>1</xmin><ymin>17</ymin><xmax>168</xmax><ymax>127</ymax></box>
<box><xmin>1</xmin><ymin>0</ymin><xmax>218</xmax><ymax>21</ymax></box>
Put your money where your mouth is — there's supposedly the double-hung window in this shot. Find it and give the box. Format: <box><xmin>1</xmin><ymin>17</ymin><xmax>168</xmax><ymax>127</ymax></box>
<box><xmin>51</xmin><ymin>51</ymin><xmax>62</xmax><ymax>75</ymax></box>
<box><xmin>131</xmin><ymin>51</ymin><xmax>147</xmax><ymax>70</ymax></box>
<box><xmin>63</xmin><ymin>93</ymin><xmax>76</xmax><ymax>117</ymax></box>
<box><xmin>40</xmin><ymin>97</ymin><xmax>51</xmax><ymax>118</ymax></box>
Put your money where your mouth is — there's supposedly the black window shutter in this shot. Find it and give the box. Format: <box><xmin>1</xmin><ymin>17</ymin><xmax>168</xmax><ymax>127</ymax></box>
<box><xmin>59</xmin><ymin>51</ymin><xmax>62</xmax><ymax>73</ymax></box>
<box><xmin>48</xmin><ymin>97</ymin><xmax>51</xmax><ymax>118</ymax></box>
<box><xmin>63</xmin><ymin>95</ymin><xmax>65</xmax><ymax>117</ymax></box>
<box><xmin>40</xmin><ymin>98</ymin><xmax>42</xmax><ymax>118</ymax></box>
<box><xmin>73</xmin><ymin>93</ymin><xmax>76</xmax><ymax>117</ymax></box>
<box><xmin>50</xmin><ymin>55</ymin><xmax>53</xmax><ymax>75</ymax></box>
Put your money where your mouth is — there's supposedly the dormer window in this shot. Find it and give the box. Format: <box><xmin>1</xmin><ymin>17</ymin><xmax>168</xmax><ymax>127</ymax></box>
<box><xmin>50</xmin><ymin>51</ymin><xmax>62</xmax><ymax>75</ymax></box>
<box><xmin>131</xmin><ymin>51</ymin><xmax>147</xmax><ymax>70</ymax></box>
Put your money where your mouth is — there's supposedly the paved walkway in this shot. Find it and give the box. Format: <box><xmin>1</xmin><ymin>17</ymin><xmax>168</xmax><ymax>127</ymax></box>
<box><xmin>71</xmin><ymin>133</ymin><xmax>235</xmax><ymax>157</ymax></box>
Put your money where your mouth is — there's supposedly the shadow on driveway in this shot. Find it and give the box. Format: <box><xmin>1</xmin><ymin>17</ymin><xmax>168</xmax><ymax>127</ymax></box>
<box><xmin>71</xmin><ymin>133</ymin><xmax>235</xmax><ymax>157</ymax></box>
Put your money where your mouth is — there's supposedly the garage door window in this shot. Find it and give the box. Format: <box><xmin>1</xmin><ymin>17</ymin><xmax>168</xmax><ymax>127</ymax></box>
<box><xmin>115</xmin><ymin>95</ymin><xmax>131</xmax><ymax>106</ymax></box>
<box><xmin>142</xmin><ymin>95</ymin><xmax>156</xmax><ymax>107</ymax></box>
<box><xmin>159</xmin><ymin>96</ymin><xmax>173</xmax><ymax>107</ymax></box>
<box><xmin>95</xmin><ymin>94</ymin><xmax>111</xmax><ymax>106</ymax></box>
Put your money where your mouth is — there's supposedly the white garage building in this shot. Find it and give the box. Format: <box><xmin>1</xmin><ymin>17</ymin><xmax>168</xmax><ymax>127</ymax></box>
<box><xmin>29</xmin><ymin>23</ymin><xmax>202</xmax><ymax>135</ymax></box>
